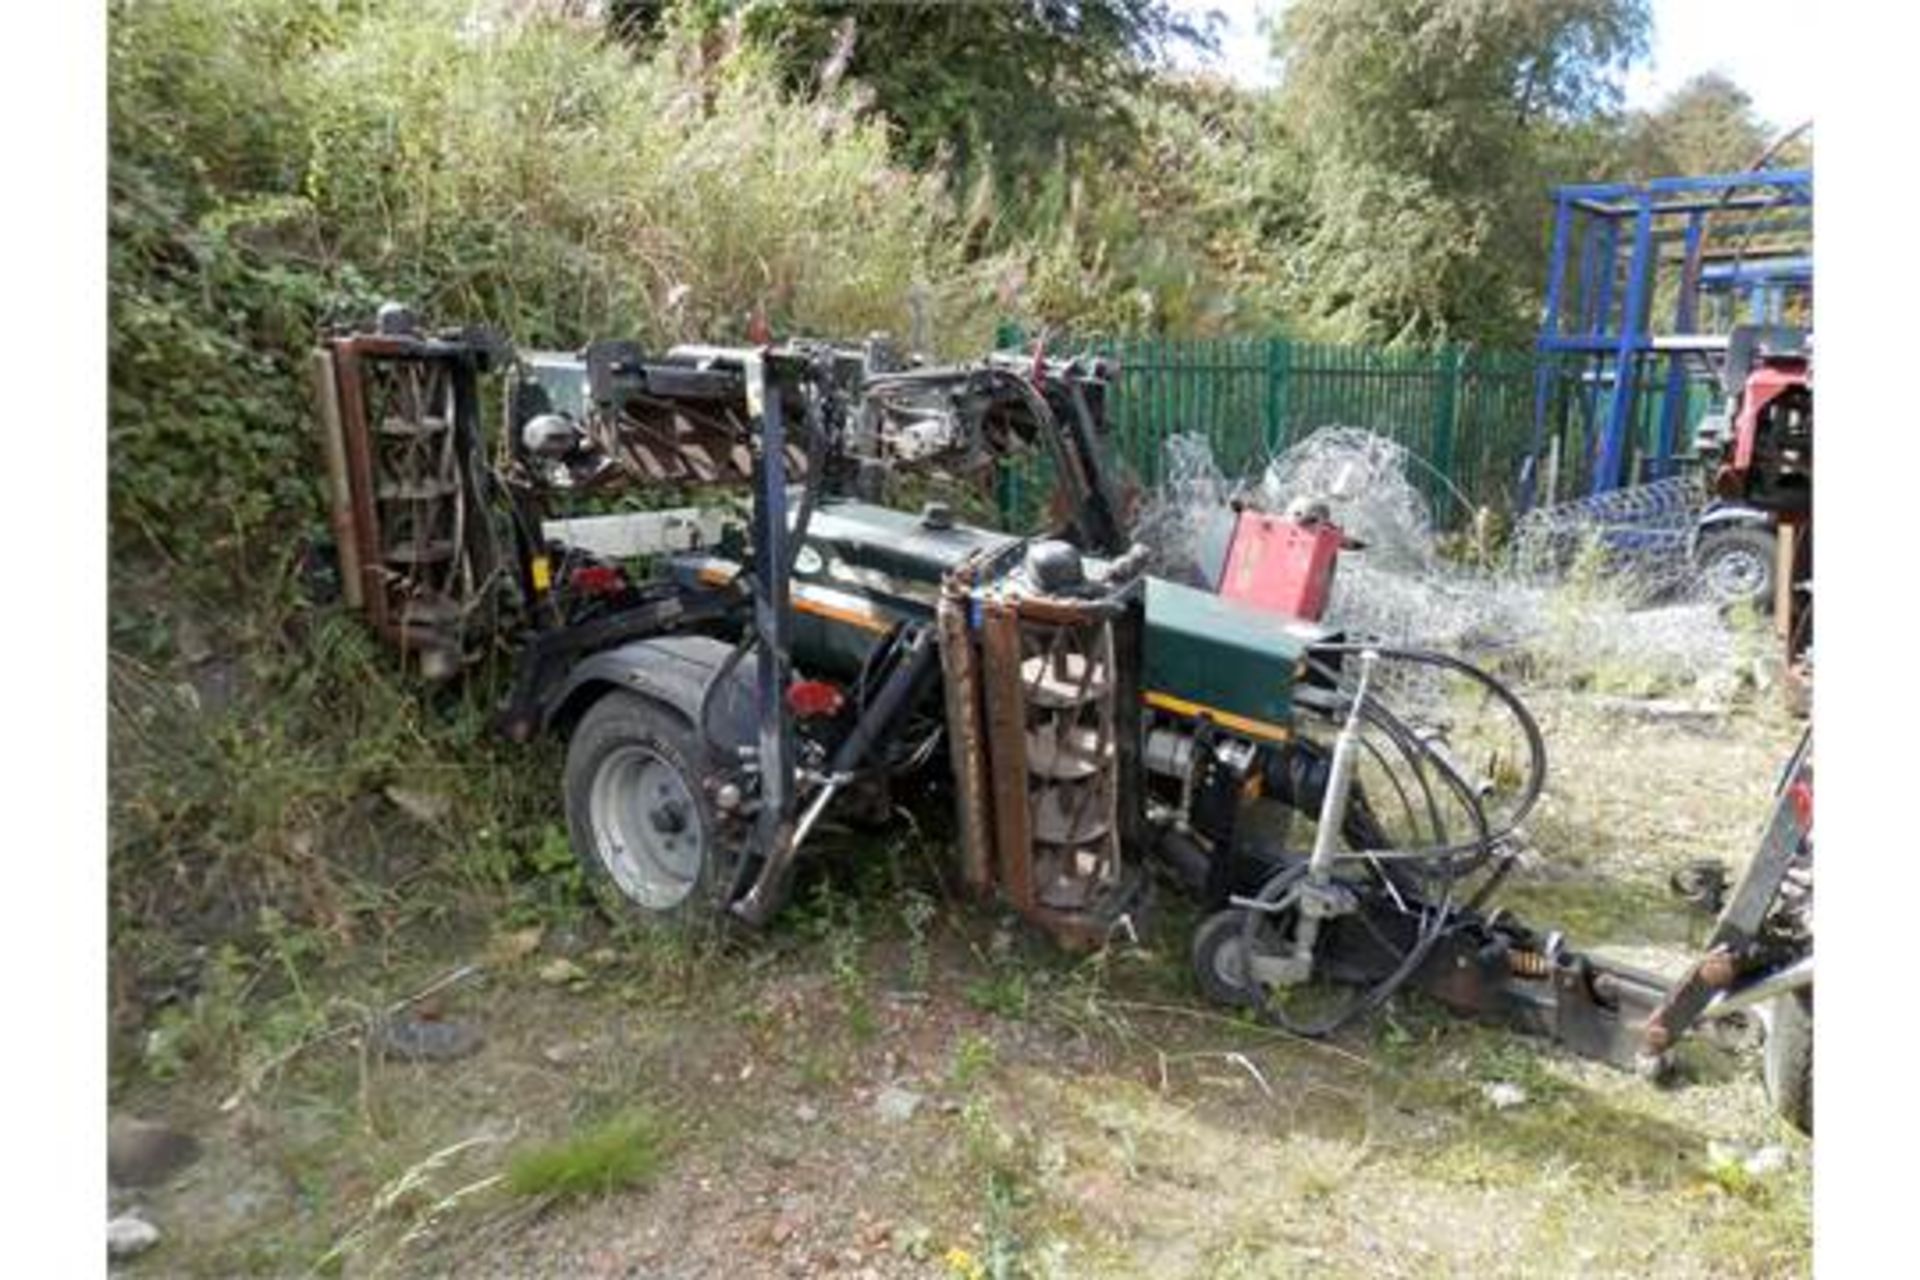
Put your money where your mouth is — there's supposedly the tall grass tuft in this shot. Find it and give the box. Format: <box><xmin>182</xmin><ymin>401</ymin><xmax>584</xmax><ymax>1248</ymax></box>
<box><xmin>505</xmin><ymin>1106</ymin><xmax>672</xmax><ymax>1202</ymax></box>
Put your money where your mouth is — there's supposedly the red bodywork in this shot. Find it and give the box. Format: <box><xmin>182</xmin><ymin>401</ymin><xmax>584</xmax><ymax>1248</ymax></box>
<box><xmin>1218</xmin><ymin>511</ymin><xmax>1343</xmax><ymax>622</ymax></box>
<box><xmin>785</xmin><ymin>679</ymin><xmax>846</xmax><ymax>720</ymax></box>
<box><xmin>1716</xmin><ymin>355</ymin><xmax>1812</xmax><ymax>511</ymax></box>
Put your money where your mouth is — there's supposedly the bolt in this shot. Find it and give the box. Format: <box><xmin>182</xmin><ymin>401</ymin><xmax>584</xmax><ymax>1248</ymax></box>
<box><xmin>649</xmin><ymin>802</ymin><xmax>688</xmax><ymax>836</ymax></box>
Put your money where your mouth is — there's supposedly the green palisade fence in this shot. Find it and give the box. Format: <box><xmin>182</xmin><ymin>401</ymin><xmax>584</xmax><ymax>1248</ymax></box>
<box><xmin>993</xmin><ymin>325</ymin><xmax>1557</xmax><ymax>532</ymax></box>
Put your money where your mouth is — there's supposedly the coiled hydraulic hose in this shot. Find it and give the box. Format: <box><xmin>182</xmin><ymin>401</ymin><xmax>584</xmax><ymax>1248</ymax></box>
<box><xmin>1304</xmin><ymin>642</ymin><xmax>1547</xmax><ymax>859</ymax></box>
<box><xmin>1233</xmin><ymin>643</ymin><xmax>1539</xmax><ymax>1036</ymax></box>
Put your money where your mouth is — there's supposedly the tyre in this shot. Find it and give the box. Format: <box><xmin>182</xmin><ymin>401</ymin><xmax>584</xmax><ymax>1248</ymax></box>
<box><xmin>1191</xmin><ymin>908</ymin><xmax>1256</xmax><ymax>1008</ymax></box>
<box><xmin>563</xmin><ymin>690</ymin><xmax>733</xmax><ymax>930</ymax></box>
<box><xmin>1762</xmin><ymin>986</ymin><xmax>1813</xmax><ymax>1135</ymax></box>
<box><xmin>1695</xmin><ymin>525</ymin><xmax>1776</xmax><ymax>612</ymax></box>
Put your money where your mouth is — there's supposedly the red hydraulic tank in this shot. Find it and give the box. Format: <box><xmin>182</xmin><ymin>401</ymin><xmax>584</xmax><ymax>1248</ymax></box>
<box><xmin>1218</xmin><ymin>510</ymin><xmax>1342</xmax><ymax>622</ymax></box>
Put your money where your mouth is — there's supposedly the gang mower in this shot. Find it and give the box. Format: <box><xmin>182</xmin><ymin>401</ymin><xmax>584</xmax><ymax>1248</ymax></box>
<box><xmin>308</xmin><ymin>305</ymin><xmax>1812</xmax><ymax>1129</ymax></box>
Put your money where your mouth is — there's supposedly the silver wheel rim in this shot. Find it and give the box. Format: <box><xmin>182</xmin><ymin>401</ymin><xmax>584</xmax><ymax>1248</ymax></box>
<box><xmin>587</xmin><ymin>744</ymin><xmax>706</xmax><ymax>911</ymax></box>
<box><xmin>1704</xmin><ymin>547</ymin><xmax>1769</xmax><ymax>602</ymax></box>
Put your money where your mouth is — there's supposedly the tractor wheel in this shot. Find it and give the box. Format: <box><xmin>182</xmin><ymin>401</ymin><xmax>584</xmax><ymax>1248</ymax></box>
<box><xmin>1191</xmin><ymin>908</ymin><xmax>1257</xmax><ymax>1008</ymax></box>
<box><xmin>564</xmin><ymin>690</ymin><xmax>733</xmax><ymax>931</ymax></box>
<box><xmin>1696</xmin><ymin>525</ymin><xmax>1776</xmax><ymax>612</ymax></box>
<box><xmin>1763</xmin><ymin>986</ymin><xmax>1813</xmax><ymax>1135</ymax></box>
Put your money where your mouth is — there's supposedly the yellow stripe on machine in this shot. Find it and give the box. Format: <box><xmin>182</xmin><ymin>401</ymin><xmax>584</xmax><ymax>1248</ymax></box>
<box><xmin>687</xmin><ymin>565</ymin><xmax>1289</xmax><ymax>741</ymax></box>
<box><xmin>793</xmin><ymin>592</ymin><xmax>892</xmax><ymax>634</ymax></box>
<box><xmin>690</xmin><ymin>561</ymin><xmax>891</xmax><ymax>634</ymax></box>
<box><xmin>1143</xmin><ymin>690</ymin><xmax>1292</xmax><ymax>744</ymax></box>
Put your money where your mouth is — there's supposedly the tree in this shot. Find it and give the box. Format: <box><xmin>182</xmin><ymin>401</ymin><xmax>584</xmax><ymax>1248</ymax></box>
<box><xmin>668</xmin><ymin>1</ymin><xmax>1219</xmax><ymax>177</ymax></box>
<box><xmin>1623</xmin><ymin>72</ymin><xmax>1772</xmax><ymax>178</ymax></box>
<box><xmin>1270</xmin><ymin>0</ymin><xmax>1651</xmax><ymax>345</ymax></box>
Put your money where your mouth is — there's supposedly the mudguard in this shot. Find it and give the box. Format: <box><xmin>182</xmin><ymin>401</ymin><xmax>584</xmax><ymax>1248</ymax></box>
<box><xmin>1690</xmin><ymin>502</ymin><xmax>1776</xmax><ymax>556</ymax></box>
<box><xmin>542</xmin><ymin>633</ymin><xmax>758</xmax><ymax>757</ymax></box>
<box><xmin>1695</xmin><ymin>501</ymin><xmax>1774</xmax><ymax>534</ymax></box>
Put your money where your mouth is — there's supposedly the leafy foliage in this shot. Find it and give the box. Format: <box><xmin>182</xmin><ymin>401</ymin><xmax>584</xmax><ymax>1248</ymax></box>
<box><xmin>107</xmin><ymin>0</ymin><xmax>958</xmax><ymax>1036</ymax></box>
<box><xmin>108</xmin><ymin>0</ymin><xmax>355</xmax><ymax>577</ymax></box>
<box><xmin>980</xmin><ymin>76</ymin><xmax>1307</xmax><ymax>337</ymax></box>
<box><xmin>1270</xmin><ymin>0</ymin><xmax>1652</xmax><ymax>345</ymax></box>
<box><xmin>1621</xmin><ymin>71</ymin><xmax>1788</xmax><ymax>178</ymax></box>
<box><xmin>297</xmin><ymin>5</ymin><xmax>946</xmax><ymax>345</ymax></box>
<box><xmin>109</xmin><ymin>0</ymin><xmax>951</xmax><ymax>571</ymax></box>
<box><xmin>723</xmin><ymin>0</ymin><xmax>1218</xmax><ymax>175</ymax></box>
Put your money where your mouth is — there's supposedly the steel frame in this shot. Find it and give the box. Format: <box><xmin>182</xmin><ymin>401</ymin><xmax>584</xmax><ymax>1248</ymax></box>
<box><xmin>1523</xmin><ymin>170</ymin><xmax>1812</xmax><ymax>507</ymax></box>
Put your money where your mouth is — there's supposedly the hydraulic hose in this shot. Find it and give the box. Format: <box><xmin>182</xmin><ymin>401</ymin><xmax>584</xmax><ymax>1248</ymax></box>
<box><xmin>1237</xmin><ymin>860</ymin><xmax>1454</xmax><ymax>1039</ymax></box>
<box><xmin>1304</xmin><ymin>642</ymin><xmax>1547</xmax><ymax>855</ymax></box>
<box><xmin>1231</xmin><ymin>645</ymin><xmax>1521</xmax><ymax>1036</ymax></box>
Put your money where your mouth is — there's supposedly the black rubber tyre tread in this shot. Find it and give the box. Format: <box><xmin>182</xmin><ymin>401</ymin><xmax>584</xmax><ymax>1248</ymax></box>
<box><xmin>1191</xmin><ymin>908</ymin><xmax>1257</xmax><ymax>1008</ymax></box>
<box><xmin>563</xmin><ymin>689</ymin><xmax>733</xmax><ymax>933</ymax></box>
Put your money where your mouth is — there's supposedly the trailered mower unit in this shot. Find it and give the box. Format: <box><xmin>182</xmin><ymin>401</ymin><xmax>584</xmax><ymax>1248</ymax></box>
<box><xmin>310</xmin><ymin>304</ymin><xmax>1812</xmax><ymax>1129</ymax></box>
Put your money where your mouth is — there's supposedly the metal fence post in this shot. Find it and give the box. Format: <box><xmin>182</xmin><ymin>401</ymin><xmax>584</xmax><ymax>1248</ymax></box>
<box><xmin>1432</xmin><ymin>346</ymin><xmax>1462</xmax><ymax>514</ymax></box>
<box><xmin>1264</xmin><ymin>337</ymin><xmax>1290</xmax><ymax>454</ymax></box>
<box><xmin>985</xmin><ymin>324</ymin><xmax>1559</xmax><ymax>519</ymax></box>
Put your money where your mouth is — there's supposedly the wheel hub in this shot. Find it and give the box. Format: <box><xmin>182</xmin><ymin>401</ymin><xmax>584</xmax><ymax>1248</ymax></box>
<box><xmin>1705</xmin><ymin>546</ymin><xmax>1768</xmax><ymax>601</ymax></box>
<box><xmin>588</xmin><ymin>745</ymin><xmax>706</xmax><ymax>910</ymax></box>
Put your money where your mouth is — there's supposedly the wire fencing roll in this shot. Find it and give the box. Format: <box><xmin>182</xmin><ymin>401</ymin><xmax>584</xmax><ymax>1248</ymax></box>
<box><xmin>994</xmin><ymin>332</ymin><xmax>1544</xmax><ymax>531</ymax></box>
<box><xmin>1133</xmin><ymin>428</ymin><xmax>1759</xmax><ymax>701</ymax></box>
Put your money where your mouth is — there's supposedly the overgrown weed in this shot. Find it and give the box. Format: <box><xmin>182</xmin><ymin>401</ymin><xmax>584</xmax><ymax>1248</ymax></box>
<box><xmin>504</xmin><ymin>1105</ymin><xmax>673</xmax><ymax>1202</ymax></box>
<box><xmin>796</xmin><ymin>879</ymin><xmax>877</xmax><ymax>1041</ymax></box>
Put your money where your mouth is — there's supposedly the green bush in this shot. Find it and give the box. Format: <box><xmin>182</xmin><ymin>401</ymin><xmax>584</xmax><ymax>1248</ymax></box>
<box><xmin>109</xmin><ymin>0</ymin><xmax>954</xmax><ymax>571</ymax></box>
<box><xmin>296</xmin><ymin>5</ymin><xmax>947</xmax><ymax>347</ymax></box>
<box><xmin>106</xmin><ymin>0</ymin><xmax>975</xmax><ymax>1015</ymax></box>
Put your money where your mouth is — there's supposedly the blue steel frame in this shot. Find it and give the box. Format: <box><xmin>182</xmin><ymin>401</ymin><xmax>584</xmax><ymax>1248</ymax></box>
<box><xmin>1699</xmin><ymin>256</ymin><xmax>1814</xmax><ymax>327</ymax></box>
<box><xmin>1522</xmin><ymin>170</ymin><xmax>1813</xmax><ymax>508</ymax></box>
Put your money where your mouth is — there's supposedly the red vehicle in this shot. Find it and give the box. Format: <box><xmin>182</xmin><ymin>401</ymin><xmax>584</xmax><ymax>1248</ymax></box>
<box><xmin>1693</xmin><ymin>328</ymin><xmax>1812</xmax><ymax>695</ymax></box>
<box><xmin>1713</xmin><ymin>344</ymin><xmax>1811</xmax><ymax>517</ymax></box>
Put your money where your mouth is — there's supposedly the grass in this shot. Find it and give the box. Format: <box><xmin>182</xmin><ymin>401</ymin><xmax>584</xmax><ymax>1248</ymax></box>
<box><xmin>950</xmin><ymin>1031</ymin><xmax>1000</xmax><ymax>1089</ymax></box>
<box><xmin>1496</xmin><ymin>874</ymin><xmax>1702</xmax><ymax>953</ymax></box>
<box><xmin>113</xmin><ymin>672</ymin><xmax>1810</xmax><ymax>1278</ymax></box>
<box><xmin>966</xmin><ymin>968</ymin><xmax>1034</xmax><ymax>1020</ymax></box>
<box><xmin>504</xmin><ymin>1106</ymin><xmax>672</xmax><ymax>1203</ymax></box>
<box><xmin>123</xmin><ymin>884</ymin><xmax>1811</xmax><ymax>1278</ymax></box>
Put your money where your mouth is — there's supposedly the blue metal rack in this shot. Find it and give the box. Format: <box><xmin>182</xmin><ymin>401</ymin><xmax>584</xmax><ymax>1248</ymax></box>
<box><xmin>1522</xmin><ymin>170</ymin><xmax>1813</xmax><ymax>508</ymax></box>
